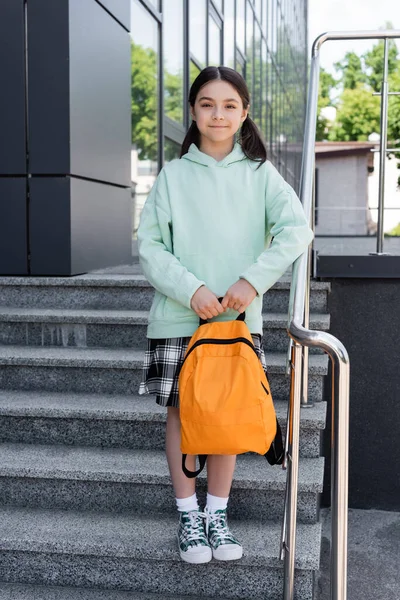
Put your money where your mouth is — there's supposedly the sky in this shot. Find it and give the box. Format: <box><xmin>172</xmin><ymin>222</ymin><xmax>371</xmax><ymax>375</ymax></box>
<box><xmin>308</xmin><ymin>0</ymin><xmax>400</xmax><ymax>74</ymax></box>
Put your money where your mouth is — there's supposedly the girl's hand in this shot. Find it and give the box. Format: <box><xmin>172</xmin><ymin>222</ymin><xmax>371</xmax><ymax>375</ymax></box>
<box><xmin>190</xmin><ymin>285</ymin><xmax>225</xmax><ymax>320</ymax></box>
<box><xmin>221</xmin><ymin>279</ymin><xmax>257</xmax><ymax>313</ymax></box>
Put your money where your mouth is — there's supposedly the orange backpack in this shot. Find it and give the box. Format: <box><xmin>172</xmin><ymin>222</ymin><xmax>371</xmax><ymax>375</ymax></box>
<box><xmin>178</xmin><ymin>307</ymin><xmax>284</xmax><ymax>477</ymax></box>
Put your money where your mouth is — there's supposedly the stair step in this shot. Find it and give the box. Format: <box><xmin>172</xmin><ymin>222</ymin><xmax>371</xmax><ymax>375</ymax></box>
<box><xmin>0</xmin><ymin>505</ymin><xmax>320</xmax><ymax>599</ymax></box>
<box><xmin>0</xmin><ymin>443</ymin><xmax>323</xmax><ymax>522</ymax></box>
<box><xmin>0</xmin><ymin>308</ymin><xmax>329</xmax><ymax>353</ymax></box>
<box><xmin>0</xmin><ymin>391</ymin><xmax>326</xmax><ymax>458</ymax></box>
<box><xmin>0</xmin><ymin>274</ymin><xmax>330</xmax><ymax>313</ymax></box>
<box><xmin>0</xmin><ymin>346</ymin><xmax>328</xmax><ymax>402</ymax></box>
<box><xmin>0</xmin><ymin>583</ymin><xmax>219</xmax><ymax>600</ymax></box>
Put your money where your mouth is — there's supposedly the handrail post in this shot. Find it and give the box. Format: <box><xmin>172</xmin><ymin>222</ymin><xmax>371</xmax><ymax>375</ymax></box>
<box><xmin>283</xmin><ymin>342</ymin><xmax>303</xmax><ymax>599</ymax></box>
<box><xmin>330</xmin><ymin>352</ymin><xmax>350</xmax><ymax>600</ymax></box>
<box><xmin>282</xmin><ymin>28</ymin><xmax>400</xmax><ymax>600</ymax></box>
<box><xmin>376</xmin><ymin>37</ymin><xmax>389</xmax><ymax>254</ymax></box>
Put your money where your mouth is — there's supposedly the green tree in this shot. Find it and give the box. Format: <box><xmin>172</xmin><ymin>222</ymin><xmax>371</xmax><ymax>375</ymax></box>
<box><xmin>334</xmin><ymin>52</ymin><xmax>366</xmax><ymax>90</ymax></box>
<box><xmin>164</xmin><ymin>69</ymin><xmax>184</xmax><ymax>123</ymax></box>
<box><xmin>329</xmin><ymin>84</ymin><xmax>381</xmax><ymax>141</ymax></box>
<box><xmin>364</xmin><ymin>34</ymin><xmax>398</xmax><ymax>92</ymax></box>
<box><xmin>386</xmin><ymin>222</ymin><xmax>400</xmax><ymax>236</ymax></box>
<box><xmin>316</xmin><ymin>68</ymin><xmax>338</xmax><ymax>141</ymax></box>
<box><xmin>131</xmin><ymin>41</ymin><xmax>158</xmax><ymax>161</ymax></box>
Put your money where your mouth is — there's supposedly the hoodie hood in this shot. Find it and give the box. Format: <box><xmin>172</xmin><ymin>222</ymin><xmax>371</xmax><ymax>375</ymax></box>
<box><xmin>181</xmin><ymin>140</ymin><xmax>247</xmax><ymax>168</ymax></box>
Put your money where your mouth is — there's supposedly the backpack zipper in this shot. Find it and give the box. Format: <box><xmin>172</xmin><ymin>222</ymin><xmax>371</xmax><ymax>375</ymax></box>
<box><xmin>180</xmin><ymin>336</ymin><xmax>259</xmax><ymax>370</ymax></box>
<box><xmin>261</xmin><ymin>381</ymin><xmax>270</xmax><ymax>395</ymax></box>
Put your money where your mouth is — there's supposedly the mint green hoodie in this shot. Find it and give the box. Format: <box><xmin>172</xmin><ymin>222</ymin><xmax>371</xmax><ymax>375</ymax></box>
<box><xmin>137</xmin><ymin>140</ymin><xmax>313</xmax><ymax>338</ymax></box>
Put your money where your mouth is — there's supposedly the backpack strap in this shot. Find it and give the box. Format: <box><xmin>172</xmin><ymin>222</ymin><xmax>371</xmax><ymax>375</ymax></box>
<box><xmin>182</xmin><ymin>454</ymin><xmax>208</xmax><ymax>478</ymax></box>
<box><xmin>264</xmin><ymin>418</ymin><xmax>285</xmax><ymax>465</ymax></box>
<box><xmin>199</xmin><ymin>297</ymin><xmax>246</xmax><ymax>326</ymax></box>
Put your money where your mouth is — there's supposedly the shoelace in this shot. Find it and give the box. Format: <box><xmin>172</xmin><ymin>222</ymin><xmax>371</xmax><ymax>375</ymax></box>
<box><xmin>204</xmin><ymin>508</ymin><xmax>232</xmax><ymax>541</ymax></box>
<box><xmin>182</xmin><ymin>510</ymin><xmax>208</xmax><ymax>544</ymax></box>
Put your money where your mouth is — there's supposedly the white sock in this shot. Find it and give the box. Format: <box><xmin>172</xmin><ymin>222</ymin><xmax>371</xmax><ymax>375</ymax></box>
<box><xmin>176</xmin><ymin>492</ymin><xmax>199</xmax><ymax>513</ymax></box>
<box><xmin>205</xmin><ymin>492</ymin><xmax>229</xmax><ymax>512</ymax></box>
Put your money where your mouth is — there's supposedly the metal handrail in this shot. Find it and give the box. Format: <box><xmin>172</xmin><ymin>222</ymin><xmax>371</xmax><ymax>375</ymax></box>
<box><xmin>281</xmin><ymin>29</ymin><xmax>400</xmax><ymax>600</ymax></box>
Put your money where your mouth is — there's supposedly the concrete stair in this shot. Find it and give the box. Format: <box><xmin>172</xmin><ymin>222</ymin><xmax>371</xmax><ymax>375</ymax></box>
<box><xmin>0</xmin><ymin>272</ymin><xmax>331</xmax><ymax>599</ymax></box>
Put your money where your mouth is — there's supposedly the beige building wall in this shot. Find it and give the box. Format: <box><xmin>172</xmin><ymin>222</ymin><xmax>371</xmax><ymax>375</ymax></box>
<box><xmin>315</xmin><ymin>154</ymin><xmax>371</xmax><ymax>235</ymax></box>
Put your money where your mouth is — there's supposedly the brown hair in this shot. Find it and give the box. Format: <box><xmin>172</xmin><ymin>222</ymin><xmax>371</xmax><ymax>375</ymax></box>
<box><xmin>180</xmin><ymin>66</ymin><xmax>267</xmax><ymax>170</ymax></box>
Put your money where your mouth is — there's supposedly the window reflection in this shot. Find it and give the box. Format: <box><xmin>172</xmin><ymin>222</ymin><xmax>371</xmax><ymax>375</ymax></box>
<box><xmin>131</xmin><ymin>0</ymin><xmax>159</xmax><ymax>239</ymax></box>
<box><xmin>190</xmin><ymin>60</ymin><xmax>201</xmax><ymax>85</ymax></box>
<box><xmin>236</xmin><ymin>0</ymin><xmax>245</xmax><ymax>55</ymax></box>
<box><xmin>212</xmin><ymin>0</ymin><xmax>223</xmax><ymax>13</ymax></box>
<box><xmin>223</xmin><ymin>0</ymin><xmax>235</xmax><ymax>68</ymax></box>
<box><xmin>245</xmin><ymin>2</ymin><xmax>254</xmax><ymax>117</ymax></box>
<box><xmin>190</xmin><ymin>0</ymin><xmax>206</xmax><ymax>65</ymax></box>
<box><xmin>164</xmin><ymin>138</ymin><xmax>181</xmax><ymax>163</ymax></box>
<box><xmin>164</xmin><ymin>0</ymin><xmax>184</xmax><ymax>124</ymax></box>
<box><xmin>209</xmin><ymin>15</ymin><xmax>221</xmax><ymax>66</ymax></box>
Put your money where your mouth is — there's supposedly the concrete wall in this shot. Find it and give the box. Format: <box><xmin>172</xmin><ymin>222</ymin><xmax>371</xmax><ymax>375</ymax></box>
<box><xmin>315</xmin><ymin>154</ymin><xmax>371</xmax><ymax>235</ymax></box>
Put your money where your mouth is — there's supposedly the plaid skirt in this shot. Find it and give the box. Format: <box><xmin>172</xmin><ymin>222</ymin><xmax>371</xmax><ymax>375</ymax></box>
<box><xmin>138</xmin><ymin>333</ymin><xmax>269</xmax><ymax>408</ymax></box>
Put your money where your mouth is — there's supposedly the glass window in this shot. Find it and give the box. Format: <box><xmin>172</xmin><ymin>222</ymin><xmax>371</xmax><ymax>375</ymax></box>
<box><xmin>209</xmin><ymin>15</ymin><xmax>222</xmax><ymax>66</ymax></box>
<box><xmin>245</xmin><ymin>1</ymin><xmax>253</xmax><ymax>115</ymax></box>
<box><xmin>212</xmin><ymin>0</ymin><xmax>223</xmax><ymax>13</ymax></box>
<box><xmin>223</xmin><ymin>0</ymin><xmax>234</xmax><ymax>68</ymax></box>
<box><xmin>236</xmin><ymin>0</ymin><xmax>245</xmax><ymax>55</ymax></box>
<box><xmin>254</xmin><ymin>23</ymin><xmax>261</xmax><ymax>125</ymax></box>
<box><xmin>255</xmin><ymin>0</ymin><xmax>261</xmax><ymax>22</ymax></box>
<box><xmin>147</xmin><ymin>0</ymin><xmax>160</xmax><ymax>10</ymax></box>
<box><xmin>268</xmin><ymin>0</ymin><xmax>273</xmax><ymax>52</ymax></box>
<box><xmin>261</xmin><ymin>39</ymin><xmax>268</xmax><ymax>138</ymax></box>
<box><xmin>189</xmin><ymin>0</ymin><xmax>206</xmax><ymax>65</ymax></box>
<box><xmin>190</xmin><ymin>60</ymin><xmax>201</xmax><ymax>86</ymax></box>
<box><xmin>236</xmin><ymin>53</ymin><xmax>245</xmax><ymax>77</ymax></box>
<box><xmin>164</xmin><ymin>138</ymin><xmax>182</xmax><ymax>163</ymax></box>
<box><xmin>163</xmin><ymin>0</ymin><xmax>184</xmax><ymax>124</ymax></box>
<box><xmin>131</xmin><ymin>0</ymin><xmax>159</xmax><ymax>239</ymax></box>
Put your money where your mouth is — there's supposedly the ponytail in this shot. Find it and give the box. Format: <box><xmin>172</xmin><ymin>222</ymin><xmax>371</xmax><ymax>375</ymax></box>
<box><xmin>239</xmin><ymin>117</ymin><xmax>267</xmax><ymax>169</ymax></box>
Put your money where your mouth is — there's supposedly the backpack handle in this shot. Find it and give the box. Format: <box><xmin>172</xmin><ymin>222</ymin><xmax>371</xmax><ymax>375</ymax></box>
<box><xmin>199</xmin><ymin>297</ymin><xmax>246</xmax><ymax>326</ymax></box>
<box><xmin>182</xmin><ymin>454</ymin><xmax>208</xmax><ymax>478</ymax></box>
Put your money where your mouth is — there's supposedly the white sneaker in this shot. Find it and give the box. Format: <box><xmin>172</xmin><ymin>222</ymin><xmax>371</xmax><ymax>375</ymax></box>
<box><xmin>177</xmin><ymin>510</ymin><xmax>212</xmax><ymax>564</ymax></box>
<box><xmin>204</xmin><ymin>507</ymin><xmax>243</xmax><ymax>561</ymax></box>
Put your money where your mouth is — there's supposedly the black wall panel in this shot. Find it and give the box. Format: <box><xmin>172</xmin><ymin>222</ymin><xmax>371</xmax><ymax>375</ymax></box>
<box><xmin>0</xmin><ymin>0</ymin><xmax>27</xmax><ymax>175</ymax></box>
<box><xmin>0</xmin><ymin>179</ymin><xmax>28</xmax><ymax>274</ymax></box>
<box><xmin>96</xmin><ymin>0</ymin><xmax>130</xmax><ymax>30</ymax></box>
<box><xmin>29</xmin><ymin>178</ymin><xmax>71</xmax><ymax>275</ymax></box>
<box><xmin>322</xmin><ymin>278</ymin><xmax>400</xmax><ymax>511</ymax></box>
<box><xmin>70</xmin><ymin>179</ymin><xmax>132</xmax><ymax>273</ymax></box>
<box><xmin>2</xmin><ymin>0</ymin><xmax>132</xmax><ymax>275</ymax></box>
<box><xmin>27</xmin><ymin>0</ymin><xmax>70</xmax><ymax>174</ymax></box>
<box><xmin>29</xmin><ymin>177</ymin><xmax>131</xmax><ymax>275</ymax></box>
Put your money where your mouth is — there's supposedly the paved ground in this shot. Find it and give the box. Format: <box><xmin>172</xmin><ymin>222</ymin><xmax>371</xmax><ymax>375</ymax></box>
<box><xmin>316</xmin><ymin>508</ymin><xmax>400</xmax><ymax>600</ymax></box>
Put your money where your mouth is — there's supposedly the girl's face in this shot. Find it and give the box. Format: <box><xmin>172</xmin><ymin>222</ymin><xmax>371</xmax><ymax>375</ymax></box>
<box><xmin>190</xmin><ymin>80</ymin><xmax>249</xmax><ymax>145</ymax></box>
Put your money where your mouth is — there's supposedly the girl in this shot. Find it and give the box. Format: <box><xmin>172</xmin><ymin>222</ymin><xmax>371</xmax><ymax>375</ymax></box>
<box><xmin>137</xmin><ymin>66</ymin><xmax>313</xmax><ymax>565</ymax></box>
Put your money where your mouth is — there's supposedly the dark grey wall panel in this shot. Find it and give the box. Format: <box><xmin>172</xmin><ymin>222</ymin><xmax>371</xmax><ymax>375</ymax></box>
<box><xmin>29</xmin><ymin>178</ymin><xmax>71</xmax><ymax>275</ymax></box>
<box><xmin>27</xmin><ymin>0</ymin><xmax>70</xmax><ymax>174</ymax></box>
<box><xmin>69</xmin><ymin>0</ymin><xmax>131</xmax><ymax>186</ymax></box>
<box><xmin>322</xmin><ymin>278</ymin><xmax>400</xmax><ymax>511</ymax></box>
<box><xmin>29</xmin><ymin>177</ymin><xmax>131</xmax><ymax>275</ymax></box>
<box><xmin>0</xmin><ymin>179</ymin><xmax>28</xmax><ymax>274</ymax></box>
<box><xmin>0</xmin><ymin>0</ymin><xmax>27</xmax><ymax>175</ymax></box>
<box><xmin>70</xmin><ymin>178</ymin><xmax>132</xmax><ymax>273</ymax></box>
<box><xmin>96</xmin><ymin>0</ymin><xmax>130</xmax><ymax>30</ymax></box>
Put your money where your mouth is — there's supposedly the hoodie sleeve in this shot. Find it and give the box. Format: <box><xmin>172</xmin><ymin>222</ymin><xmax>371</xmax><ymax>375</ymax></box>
<box><xmin>239</xmin><ymin>162</ymin><xmax>314</xmax><ymax>297</ymax></box>
<box><xmin>137</xmin><ymin>168</ymin><xmax>206</xmax><ymax>309</ymax></box>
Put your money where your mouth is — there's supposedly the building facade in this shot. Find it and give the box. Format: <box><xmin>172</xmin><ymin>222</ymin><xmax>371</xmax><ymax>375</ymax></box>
<box><xmin>131</xmin><ymin>0</ymin><xmax>309</xmax><ymax>239</ymax></box>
